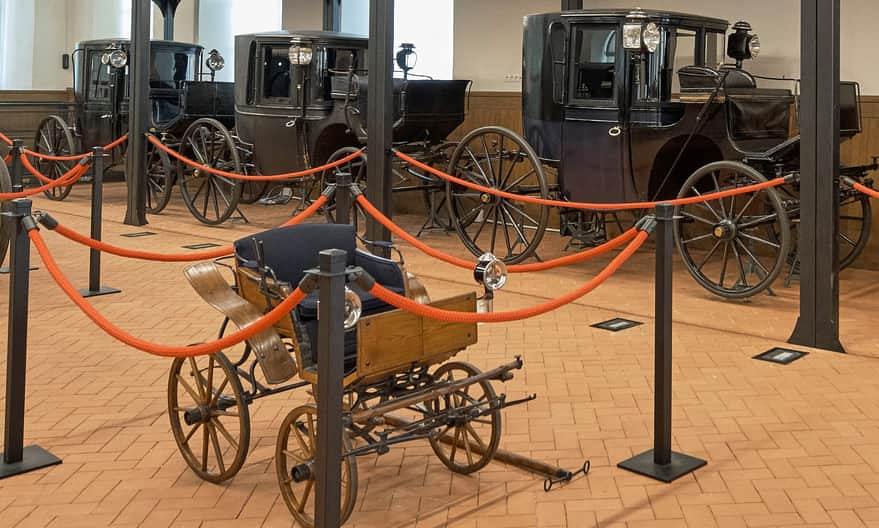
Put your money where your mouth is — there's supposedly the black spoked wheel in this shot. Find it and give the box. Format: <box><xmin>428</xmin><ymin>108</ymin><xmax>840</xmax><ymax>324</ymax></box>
<box><xmin>168</xmin><ymin>352</ymin><xmax>250</xmax><ymax>483</ymax></box>
<box><xmin>179</xmin><ymin>118</ymin><xmax>244</xmax><ymax>225</ymax></box>
<box><xmin>427</xmin><ymin>361</ymin><xmax>502</xmax><ymax>475</ymax></box>
<box><xmin>145</xmin><ymin>141</ymin><xmax>174</xmax><ymax>214</ymax></box>
<box><xmin>321</xmin><ymin>147</ymin><xmax>368</xmax><ymax>236</ymax></box>
<box><xmin>34</xmin><ymin>115</ymin><xmax>77</xmax><ymax>201</ymax></box>
<box><xmin>446</xmin><ymin>126</ymin><xmax>549</xmax><ymax>264</ymax></box>
<box><xmin>235</xmin><ymin>142</ymin><xmax>268</xmax><ymax>204</ymax></box>
<box><xmin>675</xmin><ymin>161</ymin><xmax>791</xmax><ymax>299</ymax></box>
<box><xmin>0</xmin><ymin>161</ymin><xmax>12</xmax><ymax>266</ymax></box>
<box><xmin>838</xmin><ymin>190</ymin><xmax>871</xmax><ymax>270</ymax></box>
<box><xmin>276</xmin><ymin>404</ymin><xmax>358</xmax><ymax>528</ymax></box>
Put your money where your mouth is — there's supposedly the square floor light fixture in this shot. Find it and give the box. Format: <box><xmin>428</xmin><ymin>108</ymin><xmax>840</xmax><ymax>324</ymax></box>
<box><xmin>592</xmin><ymin>318</ymin><xmax>642</xmax><ymax>332</ymax></box>
<box><xmin>754</xmin><ymin>347</ymin><xmax>808</xmax><ymax>365</ymax></box>
<box><xmin>182</xmin><ymin>243</ymin><xmax>221</xmax><ymax>250</ymax></box>
<box><xmin>121</xmin><ymin>231</ymin><xmax>156</xmax><ymax>238</ymax></box>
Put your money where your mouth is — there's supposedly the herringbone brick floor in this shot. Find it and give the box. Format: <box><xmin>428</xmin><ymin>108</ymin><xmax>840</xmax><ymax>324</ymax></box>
<box><xmin>1</xmin><ymin>183</ymin><xmax>879</xmax><ymax>527</ymax></box>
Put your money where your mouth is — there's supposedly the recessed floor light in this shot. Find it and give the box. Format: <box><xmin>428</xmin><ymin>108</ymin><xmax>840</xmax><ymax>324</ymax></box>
<box><xmin>754</xmin><ymin>347</ymin><xmax>808</xmax><ymax>365</ymax></box>
<box><xmin>592</xmin><ymin>318</ymin><xmax>642</xmax><ymax>332</ymax></box>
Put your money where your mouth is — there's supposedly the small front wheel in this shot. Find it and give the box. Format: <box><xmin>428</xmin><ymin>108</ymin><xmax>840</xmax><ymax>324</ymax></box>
<box><xmin>179</xmin><ymin>118</ymin><xmax>244</xmax><ymax>225</ymax></box>
<box><xmin>275</xmin><ymin>404</ymin><xmax>358</xmax><ymax>527</ymax></box>
<box><xmin>675</xmin><ymin>161</ymin><xmax>790</xmax><ymax>299</ymax></box>
<box><xmin>33</xmin><ymin>115</ymin><xmax>77</xmax><ymax>201</ymax></box>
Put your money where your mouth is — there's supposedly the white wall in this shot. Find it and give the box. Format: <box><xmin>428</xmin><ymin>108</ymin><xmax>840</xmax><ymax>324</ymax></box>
<box><xmin>282</xmin><ymin>0</ymin><xmax>322</xmax><ymax>30</ymax></box>
<box><xmin>200</xmin><ymin>0</ymin><xmax>282</xmax><ymax>82</ymax></box>
<box><xmin>453</xmin><ymin>0</ymin><xmax>879</xmax><ymax>94</ymax></box>
<box><xmin>0</xmin><ymin>0</ymin><xmax>37</xmax><ymax>89</ymax></box>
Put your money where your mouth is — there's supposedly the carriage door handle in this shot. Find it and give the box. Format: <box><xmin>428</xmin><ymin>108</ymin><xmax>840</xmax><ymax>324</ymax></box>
<box><xmin>608</xmin><ymin>126</ymin><xmax>622</xmax><ymax>137</ymax></box>
<box><xmin>100</xmin><ymin>114</ymin><xmax>113</xmax><ymax>119</ymax></box>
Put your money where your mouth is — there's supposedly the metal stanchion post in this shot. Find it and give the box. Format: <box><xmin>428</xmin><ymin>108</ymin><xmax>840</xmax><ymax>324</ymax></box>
<box><xmin>1</xmin><ymin>141</ymin><xmax>36</xmax><ymax>275</ymax></box>
<box><xmin>1</xmin><ymin>199</ymin><xmax>62</xmax><ymax>479</ymax></box>
<box><xmin>618</xmin><ymin>203</ymin><xmax>706</xmax><ymax>483</ymax></box>
<box><xmin>80</xmin><ymin>147</ymin><xmax>120</xmax><ymax>298</ymax></box>
<box><xmin>315</xmin><ymin>249</ymin><xmax>346</xmax><ymax>527</ymax></box>
<box><xmin>335</xmin><ymin>171</ymin><xmax>351</xmax><ymax>227</ymax></box>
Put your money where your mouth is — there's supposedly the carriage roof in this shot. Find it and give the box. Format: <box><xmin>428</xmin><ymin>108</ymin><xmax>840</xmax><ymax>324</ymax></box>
<box><xmin>75</xmin><ymin>38</ymin><xmax>203</xmax><ymax>50</ymax></box>
<box><xmin>234</xmin><ymin>30</ymin><xmax>367</xmax><ymax>48</ymax></box>
<box><xmin>531</xmin><ymin>8</ymin><xmax>729</xmax><ymax>32</ymax></box>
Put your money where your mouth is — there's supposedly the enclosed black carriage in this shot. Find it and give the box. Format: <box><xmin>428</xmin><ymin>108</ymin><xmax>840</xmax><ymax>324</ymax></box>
<box><xmin>443</xmin><ymin>8</ymin><xmax>875</xmax><ymax>298</ymax></box>
<box><xmin>33</xmin><ymin>39</ymin><xmax>246</xmax><ymax>224</ymax></box>
<box><xmin>234</xmin><ymin>30</ymin><xmax>471</xmax><ymax>232</ymax></box>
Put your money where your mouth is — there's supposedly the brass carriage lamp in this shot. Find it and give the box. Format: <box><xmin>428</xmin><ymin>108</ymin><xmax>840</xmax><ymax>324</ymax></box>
<box><xmin>343</xmin><ymin>287</ymin><xmax>363</xmax><ymax>330</ymax></box>
<box><xmin>474</xmin><ymin>253</ymin><xmax>508</xmax><ymax>313</ymax></box>
<box><xmin>396</xmin><ymin>43</ymin><xmax>418</xmax><ymax>80</ymax></box>
<box><xmin>623</xmin><ymin>10</ymin><xmax>661</xmax><ymax>53</ymax></box>
<box><xmin>101</xmin><ymin>47</ymin><xmax>128</xmax><ymax>70</ymax></box>
<box><xmin>206</xmin><ymin>49</ymin><xmax>225</xmax><ymax>80</ymax></box>
<box><xmin>727</xmin><ymin>21</ymin><xmax>761</xmax><ymax>68</ymax></box>
<box><xmin>288</xmin><ymin>44</ymin><xmax>314</xmax><ymax>66</ymax></box>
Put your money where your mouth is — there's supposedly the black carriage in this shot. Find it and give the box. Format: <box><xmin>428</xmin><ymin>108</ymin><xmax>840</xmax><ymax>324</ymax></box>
<box><xmin>442</xmin><ymin>8</ymin><xmax>874</xmax><ymax>298</ymax></box>
<box><xmin>33</xmin><ymin>39</ymin><xmax>251</xmax><ymax>224</ymax></box>
<box><xmin>233</xmin><ymin>30</ymin><xmax>470</xmax><ymax>231</ymax></box>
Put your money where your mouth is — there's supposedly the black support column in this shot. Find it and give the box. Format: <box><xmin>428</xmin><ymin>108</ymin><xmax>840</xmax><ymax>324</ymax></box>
<box><xmin>788</xmin><ymin>0</ymin><xmax>843</xmax><ymax>352</ymax></box>
<box><xmin>562</xmin><ymin>0</ymin><xmax>583</xmax><ymax>10</ymax></box>
<box><xmin>151</xmin><ymin>0</ymin><xmax>181</xmax><ymax>41</ymax></box>
<box><xmin>366</xmin><ymin>0</ymin><xmax>394</xmax><ymax>257</ymax></box>
<box><xmin>324</xmin><ymin>0</ymin><xmax>342</xmax><ymax>32</ymax></box>
<box><xmin>125</xmin><ymin>0</ymin><xmax>151</xmax><ymax>226</ymax></box>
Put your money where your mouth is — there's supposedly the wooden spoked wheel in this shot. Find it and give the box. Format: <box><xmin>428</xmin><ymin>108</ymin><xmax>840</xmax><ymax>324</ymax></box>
<box><xmin>675</xmin><ymin>161</ymin><xmax>791</xmax><ymax>299</ymax></box>
<box><xmin>427</xmin><ymin>361</ymin><xmax>502</xmax><ymax>475</ymax></box>
<box><xmin>446</xmin><ymin>126</ymin><xmax>549</xmax><ymax>264</ymax></box>
<box><xmin>179</xmin><ymin>118</ymin><xmax>244</xmax><ymax>225</ymax></box>
<box><xmin>839</xmin><ymin>191</ymin><xmax>871</xmax><ymax>270</ymax></box>
<box><xmin>168</xmin><ymin>353</ymin><xmax>250</xmax><ymax>483</ymax></box>
<box><xmin>275</xmin><ymin>405</ymin><xmax>358</xmax><ymax>527</ymax></box>
<box><xmin>33</xmin><ymin>115</ymin><xmax>77</xmax><ymax>201</ymax></box>
<box><xmin>0</xmin><ymin>161</ymin><xmax>12</xmax><ymax>266</ymax></box>
<box><xmin>145</xmin><ymin>141</ymin><xmax>174</xmax><ymax>214</ymax></box>
<box><xmin>321</xmin><ymin>147</ymin><xmax>368</xmax><ymax>237</ymax></box>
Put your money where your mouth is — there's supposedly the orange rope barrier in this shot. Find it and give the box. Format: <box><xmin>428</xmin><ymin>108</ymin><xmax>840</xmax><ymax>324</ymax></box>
<box><xmin>21</xmin><ymin>134</ymin><xmax>128</xmax><ymax>161</ymax></box>
<box><xmin>31</xmin><ymin>229</ymin><xmax>307</xmax><ymax>358</ymax></box>
<box><xmin>3</xmin><ymin>154</ymin><xmax>10</xmax><ymax>164</ymax></box>
<box><xmin>355</xmin><ymin>194</ymin><xmax>638</xmax><ymax>272</ymax></box>
<box><xmin>46</xmin><ymin>195</ymin><xmax>328</xmax><ymax>262</ymax></box>
<box><xmin>853</xmin><ymin>181</ymin><xmax>879</xmax><ymax>200</ymax></box>
<box><xmin>369</xmin><ymin>230</ymin><xmax>649</xmax><ymax>323</ymax></box>
<box><xmin>0</xmin><ymin>131</ymin><xmax>12</xmax><ymax>146</ymax></box>
<box><xmin>394</xmin><ymin>150</ymin><xmax>787</xmax><ymax>212</ymax></box>
<box><xmin>20</xmin><ymin>153</ymin><xmax>58</xmax><ymax>184</ymax></box>
<box><xmin>0</xmin><ymin>163</ymin><xmax>88</xmax><ymax>200</ymax></box>
<box><xmin>148</xmin><ymin>134</ymin><xmax>362</xmax><ymax>181</ymax></box>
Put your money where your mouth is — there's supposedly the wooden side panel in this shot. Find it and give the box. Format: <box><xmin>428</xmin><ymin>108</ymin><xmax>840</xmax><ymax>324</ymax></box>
<box><xmin>355</xmin><ymin>293</ymin><xmax>479</xmax><ymax>382</ymax></box>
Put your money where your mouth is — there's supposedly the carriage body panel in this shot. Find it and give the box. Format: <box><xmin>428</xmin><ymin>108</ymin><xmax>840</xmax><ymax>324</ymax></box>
<box><xmin>523</xmin><ymin>9</ymin><xmax>795</xmax><ymax>203</ymax></box>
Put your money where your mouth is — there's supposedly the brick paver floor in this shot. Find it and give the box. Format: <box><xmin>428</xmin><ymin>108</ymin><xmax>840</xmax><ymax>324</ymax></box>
<box><xmin>1</xmin><ymin>183</ymin><xmax>879</xmax><ymax>527</ymax></box>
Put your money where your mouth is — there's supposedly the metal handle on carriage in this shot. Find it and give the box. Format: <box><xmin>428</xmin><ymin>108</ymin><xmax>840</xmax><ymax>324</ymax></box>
<box><xmin>608</xmin><ymin>126</ymin><xmax>622</xmax><ymax>137</ymax></box>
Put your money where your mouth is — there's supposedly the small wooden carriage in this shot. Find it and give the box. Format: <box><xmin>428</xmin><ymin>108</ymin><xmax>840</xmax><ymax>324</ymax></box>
<box><xmin>168</xmin><ymin>224</ymin><xmax>524</xmax><ymax>526</ymax></box>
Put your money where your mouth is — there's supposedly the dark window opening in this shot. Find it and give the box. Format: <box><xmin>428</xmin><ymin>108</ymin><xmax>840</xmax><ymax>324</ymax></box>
<box><xmin>150</xmin><ymin>49</ymin><xmax>195</xmax><ymax>90</ymax></box>
<box><xmin>262</xmin><ymin>45</ymin><xmax>291</xmax><ymax>102</ymax></box>
<box><xmin>570</xmin><ymin>25</ymin><xmax>617</xmax><ymax>102</ymax></box>
<box><xmin>87</xmin><ymin>52</ymin><xmax>112</xmax><ymax>101</ymax></box>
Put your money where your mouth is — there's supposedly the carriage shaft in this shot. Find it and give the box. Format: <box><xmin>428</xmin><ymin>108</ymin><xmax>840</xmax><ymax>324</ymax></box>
<box><xmin>349</xmin><ymin>358</ymin><xmax>523</xmax><ymax>424</ymax></box>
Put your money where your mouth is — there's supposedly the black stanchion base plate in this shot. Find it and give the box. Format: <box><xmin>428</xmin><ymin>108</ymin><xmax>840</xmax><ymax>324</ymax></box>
<box><xmin>79</xmin><ymin>286</ymin><xmax>122</xmax><ymax>298</ymax></box>
<box><xmin>0</xmin><ymin>446</ymin><xmax>62</xmax><ymax>479</ymax></box>
<box><xmin>0</xmin><ymin>265</ymin><xmax>39</xmax><ymax>275</ymax></box>
<box><xmin>618</xmin><ymin>449</ymin><xmax>706</xmax><ymax>483</ymax></box>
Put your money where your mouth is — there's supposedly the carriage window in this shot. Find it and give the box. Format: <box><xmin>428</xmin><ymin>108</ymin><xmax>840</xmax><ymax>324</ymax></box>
<box><xmin>671</xmin><ymin>29</ymin><xmax>696</xmax><ymax>94</ymax></box>
<box><xmin>570</xmin><ymin>25</ymin><xmax>617</xmax><ymax>102</ymax></box>
<box><xmin>150</xmin><ymin>49</ymin><xmax>195</xmax><ymax>90</ymax></box>
<box><xmin>261</xmin><ymin>45</ymin><xmax>291</xmax><ymax>103</ymax></box>
<box><xmin>87</xmin><ymin>52</ymin><xmax>113</xmax><ymax>101</ymax></box>
<box><xmin>705</xmin><ymin>31</ymin><xmax>724</xmax><ymax>68</ymax></box>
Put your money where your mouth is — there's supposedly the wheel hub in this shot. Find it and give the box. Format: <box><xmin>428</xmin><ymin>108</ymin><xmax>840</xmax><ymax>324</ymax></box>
<box><xmin>183</xmin><ymin>404</ymin><xmax>212</xmax><ymax>426</ymax></box>
<box><xmin>712</xmin><ymin>220</ymin><xmax>737</xmax><ymax>241</ymax></box>
<box><xmin>480</xmin><ymin>193</ymin><xmax>492</xmax><ymax>204</ymax></box>
<box><xmin>291</xmin><ymin>462</ymin><xmax>314</xmax><ymax>483</ymax></box>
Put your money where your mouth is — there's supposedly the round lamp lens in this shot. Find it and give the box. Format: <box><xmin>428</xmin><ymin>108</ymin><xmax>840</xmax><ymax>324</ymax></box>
<box><xmin>748</xmin><ymin>34</ymin><xmax>761</xmax><ymax>58</ymax></box>
<box><xmin>207</xmin><ymin>50</ymin><xmax>225</xmax><ymax>72</ymax></box>
<box><xmin>474</xmin><ymin>253</ymin><xmax>508</xmax><ymax>291</ymax></box>
<box><xmin>109</xmin><ymin>49</ymin><xmax>128</xmax><ymax>69</ymax></box>
<box><xmin>643</xmin><ymin>23</ymin><xmax>661</xmax><ymax>53</ymax></box>
<box><xmin>343</xmin><ymin>287</ymin><xmax>362</xmax><ymax>330</ymax></box>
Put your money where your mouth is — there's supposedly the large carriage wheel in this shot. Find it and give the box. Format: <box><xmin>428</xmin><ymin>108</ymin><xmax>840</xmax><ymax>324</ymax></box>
<box><xmin>446</xmin><ymin>126</ymin><xmax>549</xmax><ymax>264</ymax></box>
<box><xmin>235</xmin><ymin>141</ymin><xmax>269</xmax><ymax>204</ymax></box>
<box><xmin>33</xmin><ymin>115</ymin><xmax>77</xmax><ymax>201</ymax></box>
<box><xmin>275</xmin><ymin>404</ymin><xmax>358</xmax><ymax>527</ymax></box>
<box><xmin>427</xmin><ymin>361</ymin><xmax>502</xmax><ymax>475</ymax></box>
<box><xmin>675</xmin><ymin>161</ymin><xmax>791</xmax><ymax>299</ymax></box>
<box><xmin>0</xmin><ymin>161</ymin><xmax>12</xmax><ymax>266</ymax></box>
<box><xmin>168</xmin><ymin>353</ymin><xmax>251</xmax><ymax>483</ymax></box>
<box><xmin>322</xmin><ymin>146</ymin><xmax>368</xmax><ymax>236</ymax></box>
<box><xmin>179</xmin><ymin>118</ymin><xmax>244</xmax><ymax>225</ymax></box>
<box><xmin>839</xmin><ymin>192</ymin><xmax>872</xmax><ymax>269</ymax></box>
<box><xmin>145</xmin><ymin>141</ymin><xmax>174</xmax><ymax>214</ymax></box>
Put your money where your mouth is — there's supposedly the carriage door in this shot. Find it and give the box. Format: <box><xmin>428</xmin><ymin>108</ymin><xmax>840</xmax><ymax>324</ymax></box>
<box><xmin>82</xmin><ymin>51</ymin><xmax>119</xmax><ymax>149</ymax></box>
<box><xmin>561</xmin><ymin>24</ymin><xmax>626</xmax><ymax>204</ymax></box>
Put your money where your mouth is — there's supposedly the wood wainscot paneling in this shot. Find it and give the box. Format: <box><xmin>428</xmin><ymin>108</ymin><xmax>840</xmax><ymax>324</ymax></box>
<box><xmin>0</xmin><ymin>89</ymin><xmax>75</xmax><ymax>156</ymax></box>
